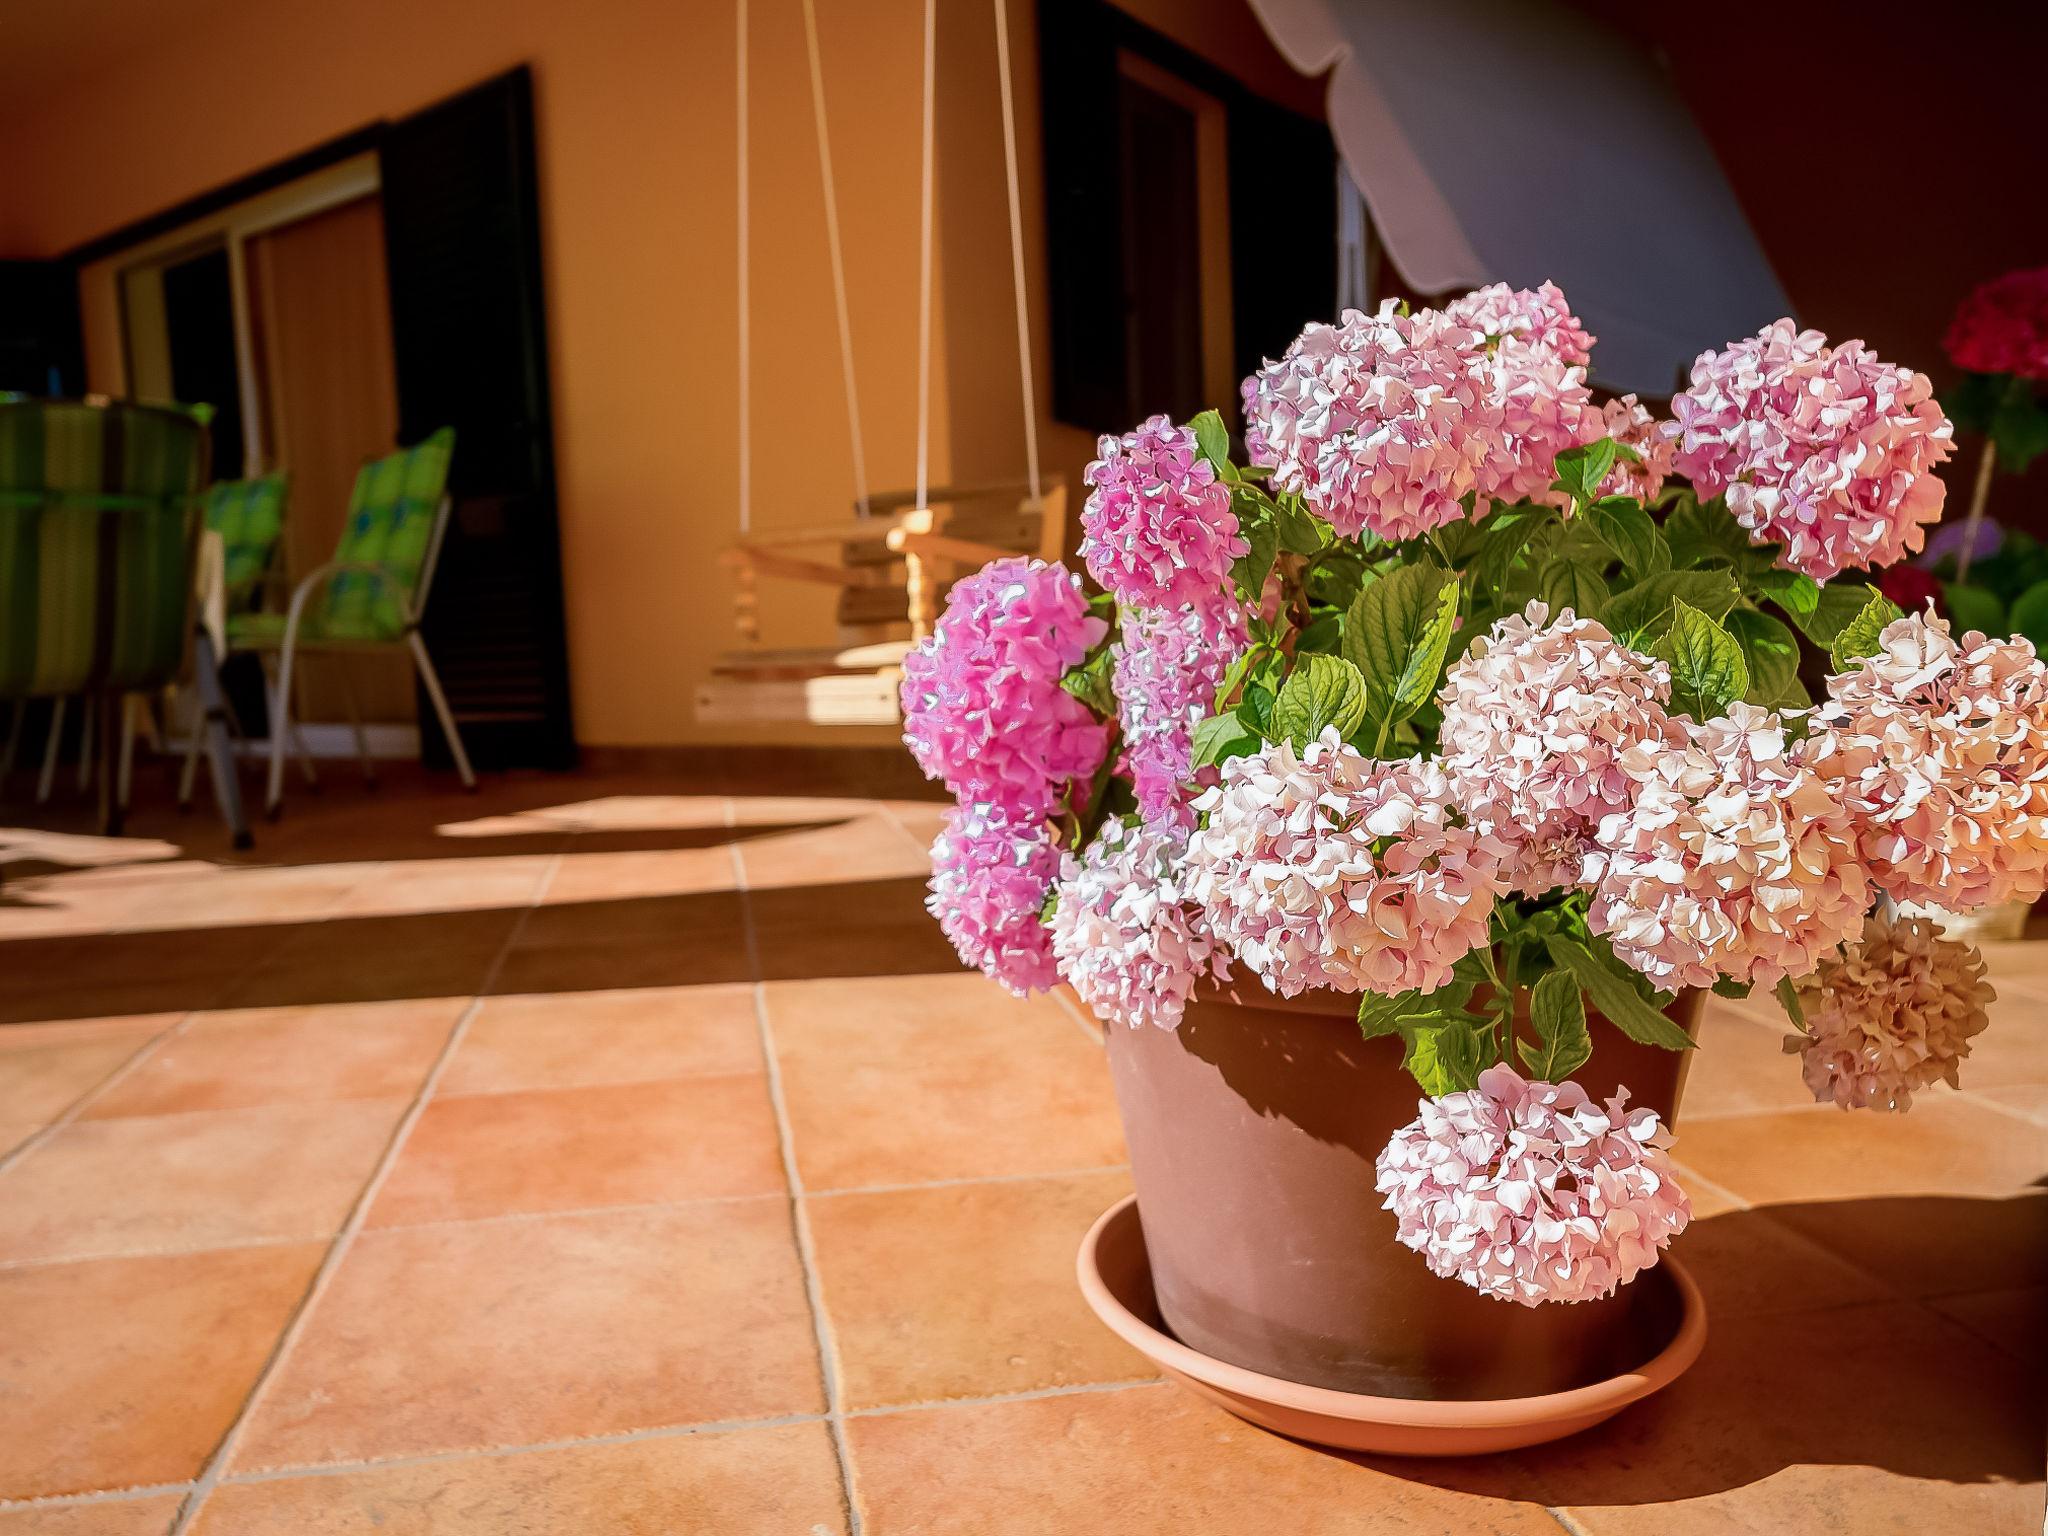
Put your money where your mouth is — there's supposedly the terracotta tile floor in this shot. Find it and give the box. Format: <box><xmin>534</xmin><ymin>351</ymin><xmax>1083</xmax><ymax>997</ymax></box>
<box><xmin>0</xmin><ymin>766</ymin><xmax>2043</xmax><ymax>1534</ymax></box>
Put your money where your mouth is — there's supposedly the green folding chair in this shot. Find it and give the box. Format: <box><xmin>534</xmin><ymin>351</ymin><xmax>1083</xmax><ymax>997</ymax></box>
<box><xmin>219</xmin><ymin>428</ymin><xmax>474</xmax><ymax>817</ymax></box>
<box><xmin>0</xmin><ymin>395</ymin><xmax>249</xmax><ymax>844</ymax></box>
<box><xmin>177</xmin><ymin>473</ymin><xmax>289</xmax><ymax>808</ymax></box>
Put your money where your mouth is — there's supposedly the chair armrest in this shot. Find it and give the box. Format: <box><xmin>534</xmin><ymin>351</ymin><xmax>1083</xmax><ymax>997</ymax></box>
<box><xmin>885</xmin><ymin>529</ymin><xmax>1021</xmax><ymax>567</ymax></box>
<box><xmin>277</xmin><ymin>560</ymin><xmax>405</xmax><ymax>644</ymax></box>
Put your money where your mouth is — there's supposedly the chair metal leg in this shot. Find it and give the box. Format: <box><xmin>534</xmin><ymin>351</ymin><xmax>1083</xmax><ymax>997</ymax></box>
<box><xmin>263</xmin><ymin>652</ymin><xmax>294</xmax><ymax>818</ymax></box>
<box><xmin>335</xmin><ymin>661</ymin><xmax>377</xmax><ymax>788</ymax></box>
<box><xmin>37</xmin><ymin>697</ymin><xmax>65</xmax><ymax>804</ymax></box>
<box><xmin>1</xmin><ymin>701</ymin><xmax>22</xmax><ymax>792</ymax></box>
<box><xmin>96</xmin><ymin>693</ymin><xmax>122</xmax><ymax>836</ymax></box>
<box><xmin>288</xmin><ymin>686</ymin><xmax>320</xmax><ymax>790</ymax></box>
<box><xmin>177</xmin><ymin>687</ymin><xmax>205</xmax><ymax>810</ymax></box>
<box><xmin>192</xmin><ymin>630</ymin><xmax>251</xmax><ymax>849</ymax></box>
<box><xmin>407</xmin><ymin>630</ymin><xmax>476</xmax><ymax>790</ymax></box>
<box><xmin>76</xmin><ymin>698</ymin><xmax>95</xmax><ymax>792</ymax></box>
<box><xmin>117</xmin><ymin>695</ymin><xmax>138</xmax><ymax>816</ymax></box>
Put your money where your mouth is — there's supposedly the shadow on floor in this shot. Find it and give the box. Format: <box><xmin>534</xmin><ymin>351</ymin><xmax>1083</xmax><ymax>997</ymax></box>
<box><xmin>1335</xmin><ymin>1193</ymin><xmax>2047</xmax><ymax>1505</ymax></box>
<box><xmin>0</xmin><ymin>876</ymin><xmax>958</xmax><ymax>1023</ymax></box>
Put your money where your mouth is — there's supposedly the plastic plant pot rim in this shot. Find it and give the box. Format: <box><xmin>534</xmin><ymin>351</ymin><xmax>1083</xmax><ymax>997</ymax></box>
<box><xmin>1077</xmin><ymin>1193</ymin><xmax>1707</xmax><ymax>1432</ymax></box>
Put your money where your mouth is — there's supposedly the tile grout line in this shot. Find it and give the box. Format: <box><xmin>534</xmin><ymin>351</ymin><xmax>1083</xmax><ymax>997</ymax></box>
<box><xmin>0</xmin><ymin>1162</ymin><xmax>1144</xmax><ymax>1273</ymax></box>
<box><xmin>727</xmin><ymin>798</ymin><xmax>865</xmax><ymax>1536</ymax></box>
<box><xmin>0</xmin><ymin>1481</ymin><xmax>195</xmax><ymax>1514</ymax></box>
<box><xmin>161</xmin><ymin>845</ymin><xmax>568</xmax><ymax>1536</ymax></box>
<box><xmin>0</xmin><ymin>1008</ymin><xmax>203</xmax><ymax>1178</ymax></box>
<box><xmin>210</xmin><ymin>1377</ymin><xmax>1171</xmax><ymax>1492</ymax></box>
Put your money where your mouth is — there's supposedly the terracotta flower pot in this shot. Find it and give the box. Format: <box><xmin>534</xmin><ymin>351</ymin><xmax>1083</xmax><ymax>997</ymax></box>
<box><xmin>1101</xmin><ymin>980</ymin><xmax>1703</xmax><ymax>1401</ymax></box>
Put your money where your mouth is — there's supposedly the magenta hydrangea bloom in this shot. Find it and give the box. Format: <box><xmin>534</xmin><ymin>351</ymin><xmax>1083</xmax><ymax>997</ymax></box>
<box><xmin>1112</xmin><ymin>596</ymin><xmax>1249</xmax><ymax>827</ymax></box>
<box><xmin>900</xmin><ymin>557</ymin><xmax>1111</xmax><ymax>818</ymax></box>
<box><xmin>1050</xmin><ymin>818</ymin><xmax>1229</xmax><ymax>1033</ymax></box>
<box><xmin>925</xmin><ymin>802</ymin><xmax>1062</xmax><ymax>996</ymax></box>
<box><xmin>1240</xmin><ymin>302</ymin><xmax>1515</xmax><ymax>542</ymax></box>
<box><xmin>1184</xmin><ymin>733</ymin><xmax>1509</xmax><ymax>997</ymax></box>
<box><xmin>1080</xmin><ymin>415</ymin><xmax>1248</xmax><ymax>607</ymax></box>
<box><xmin>1667</xmin><ymin>320</ymin><xmax>1955</xmax><ymax>580</ymax></box>
<box><xmin>1376</xmin><ymin>1064</ymin><xmax>1691</xmax><ymax>1306</ymax></box>
<box><xmin>1802</xmin><ymin>611</ymin><xmax>2048</xmax><ymax>908</ymax></box>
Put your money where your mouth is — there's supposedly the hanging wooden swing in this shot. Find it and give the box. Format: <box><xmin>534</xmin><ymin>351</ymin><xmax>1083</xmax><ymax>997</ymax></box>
<box><xmin>696</xmin><ymin>0</ymin><xmax>1063</xmax><ymax>729</ymax></box>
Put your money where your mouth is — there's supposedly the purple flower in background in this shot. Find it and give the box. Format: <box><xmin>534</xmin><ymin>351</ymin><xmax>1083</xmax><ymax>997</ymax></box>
<box><xmin>1081</xmin><ymin>416</ymin><xmax>1248</xmax><ymax>608</ymax></box>
<box><xmin>900</xmin><ymin>557</ymin><xmax>1111</xmax><ymax>819</ymax></box>
<box><xmin>1917</xmin><ymin>516</ymin><xmax>2004</xmax><ymax>571</ymax></box>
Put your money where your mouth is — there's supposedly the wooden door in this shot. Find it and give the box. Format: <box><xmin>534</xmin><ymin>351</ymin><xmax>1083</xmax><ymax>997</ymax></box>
<box><xmin>244</xmin><ymin>194</ymin><xmax>412</xmax><ymax>723</ymax></box>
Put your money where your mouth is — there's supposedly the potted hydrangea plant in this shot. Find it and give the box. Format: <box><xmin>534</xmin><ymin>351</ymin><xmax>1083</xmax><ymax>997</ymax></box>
<box><xmin>899</xmin><ymin>284</ymin><xmax>2039</xmax><ymax>1425</ymax></box>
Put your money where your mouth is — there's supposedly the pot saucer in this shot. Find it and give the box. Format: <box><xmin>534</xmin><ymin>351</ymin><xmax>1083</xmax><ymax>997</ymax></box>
<box><xmin>1077</xmin><ymin>1195</ymin><xmax>1706</xmax><ymax>1457</ymax></box>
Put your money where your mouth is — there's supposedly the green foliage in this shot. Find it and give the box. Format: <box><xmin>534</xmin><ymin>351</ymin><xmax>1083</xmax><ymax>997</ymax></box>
<box><xmin>1400</xmin><ymin>1015</ymin><xmax>1488</xmax><ymax>1095</ymax></box>
<box><xmin>1652</xmin><ymin>599</ymin><xmax>1748</xmax><ymax>719</ymax></box>
<box><xmin>1600</xmin><ymin>569</ymin><xmax>1740</xmax><ymax>642</ymax></box>
<box><xmin>1949</xmin><ymin>374</ymin><xmax>2048</xmax><ymax>473</ymax></box>
<box><xmin>1188</xmin><ymin>707</ymin><xmax>1262</xmax><ymax>771</ymax></box>
<box><xmin>1272</xmin><ymin>495</ymin><xmax>1327</xmax><ymax>556</ymax></box>
<box><xmin>1538</xmin><ymin>557</ymin><xmax>1608</xmax><ymax>618</ymax></box>
<box><xmin>1750</xmin><ymin>566</ymin><xmax>1820</xmax><ymax>622</ymax></box>
<box><xmin>2010</xmin><ymin>580</ymin><xmax>2048</xmax><ymax>651</ymax></box>
<box><xmin>1724</xmin><ymin>606</ymin><xmax>1805</xmax><ymax>708</ymax></box>
<box><xmin>1585</xmin><ymin>496</ymin><xmax>1670</xmax><ymax>579</ymax></box>
<box><xmin>1059</xmin><ymin>637</ymin><xmax>1118</xmax><ymax>717</ymax></box>
<box><xmin>1775</xmin><ymin>975</ymin><xmax>1806</xmax><ymax>1030</ymax></box>
<box><xmin>1189</xmin><ymin>410</ymin><xmax>1235</xmax><ymax>478</ymax></box>
<box><xmin>1664</xmin><ymin>494</ymin><xmax>1756</xmax><ymax>571</ymax></box>
<box><xmin>1472</xmin><ymin>504</ymin><xmax>1555</xmax><ymax>591</ymax></box>
<box><xmin>1230</xmin><ymin>493</ymin><xmax>1281</xmax><ymax>603</ymax></box>
<box><xmin>1829</xmin><ymin>589</ymin><xmax>1906</xmax><ymax>671</ymax></box>
<box><xmin>1343</xmin><ymin>564</ymin><xmax>1460</xmax><ymax>748</ymax></box>
<box><xmin>1711</xmin><ymin>976</ymin><xmax>1753</xmax><ymax>1000</ymax></box>
<box><xmin>1549</xmin><ymin>437</ymin><xmax>1622</xmax><ymax>508</ymax></box>
<box><xmin>1544</xmin><ymin>936</ymin><xmax>1695</xmax><ymax>1051</ymax></box>
<box><xmin>1785</xmin><ymin>579</ymin><xmax>1876</xmax><ymax>648</ymax></box>
<box><xmin>1941</xmin><ymin>582</ymin><xmax>2005</xmax><ymax>636</ymax></box>
<box><xmin>1271</xmin><ymin>654</ymin><xmax>1369</xmax><ymax>748</ymax></box>
<box><xmin>1520</xmin><ymin>971</ymin><xmax>1592</xmax><ymax>1082</ymax></box>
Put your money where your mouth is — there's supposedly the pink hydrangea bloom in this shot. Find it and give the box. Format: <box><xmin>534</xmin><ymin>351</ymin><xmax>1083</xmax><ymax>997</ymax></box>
<box><xmin>1586</xmin><ymin>705</ymin><xmax>1870</xmax><ymax>991</ymax></box>
<box><xmin>1184</xmin><ymin>732</ymin><xmax>1509</xmax><ymax>997</ymax></box>
<box><xmin>1239</xmin><ymin>302</ymin><xmax>1516</xmax><ymax>542</ymax></box>
<box><xmin>1440</xmin><ymin>281</ymin><xmax>1595</xmax><ymax>367</ymax></box>
<box><xmin>1943</xmin><ymin>266</ymin><xmax>2048</xmax><ymax>380</ymax></box>
<box><xmin>1080</xmin><ymin>415</ymin><xmax>1248</xmax><ymax>607</ymax></box>
<box><xmin>900</xmin><ymin>557</ymin><xmax>1111</xmax><ymax>818</ymax></box>
<box><xmin>1438</xmin><ymin>602</ymin><xmax>1681</xmax><ymax>896</ymax></box>
<box><xmin>1585</xmin><ymin>394</ymin><xmax>1676</xmax><ymax>505</ymax></box>
<box><xmin>925</xmin><ymin>802</ymin><xmax>1061</xmax><ymax>995</ymax></box>
<box><xmin>1375</xmin><ymin>1064</ymin><xmax>1691</xmax><ymax>1306</ymax></box>
<box><xmin>1112</xmin><ymin>596</ymin><xmax>1249</xmax><ymax>827</ymax></box>
<box><xmin>1049</xmin><ymin>818</ymin><xmax>1229</xmax><ymax>1033</ymax></box>
<box><xmin>1802</xmin><ymin>611</ymin><xmax>2048</xmax><ymax>908</ymax></box>
<box><xmin>1439</xmin><ymin>284</ymin><xmax>1597</xmax><ymax>505</ymax></box>
<box><xmin>1788</xmin><ymin>914</ymin><xmax>1994</xmax><ymax>1112</ymax></box>
<box><xmin>1666</xmin><ymin>320</ymin><xmax>1955</xmax><ymax>580</ymax></box>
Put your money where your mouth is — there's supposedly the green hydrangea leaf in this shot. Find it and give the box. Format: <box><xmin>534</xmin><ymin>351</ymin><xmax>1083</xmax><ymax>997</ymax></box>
<box><xmin>1271</xmin><ymin>653</ymin><xmax>1369</xmax><ymax>749</ymax></box>
<box><xmin>1829</xmin><ymin>589</ymin><xmax>1906</xmax><ymax>671</ymax></box>
<box><xmin>1520</xmin><ymin>970</ymin><xmax>1592</xmax><ymax>1082</ymax></box>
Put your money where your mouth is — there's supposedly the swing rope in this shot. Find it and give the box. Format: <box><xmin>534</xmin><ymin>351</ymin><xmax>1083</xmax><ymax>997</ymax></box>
<box><xmin>801</xmin><ymin>0</ymin><xmax>872</xmax><ymax>519</ymax></box>
<box><xmin>734</xmin><ymin>0</ymin><xmax>1041</xmax><ymax>539</ymax></box>
<box><xmin>914</xmin><ymin>0</ymin><xmax>937</xmax><ymax>512</ymax></box>
<box><xmin>992</xmin><ymin>0</ymin><xmax>1042</xmax><ymax>505</ymax></box>
<box><xmin>735</xmin><ymin>0</ymin><xmax>751</xmax><ymax>534</ymax></box>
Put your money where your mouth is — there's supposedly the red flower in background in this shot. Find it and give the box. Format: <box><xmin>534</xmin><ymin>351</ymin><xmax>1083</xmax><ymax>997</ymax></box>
<box><xmin>1877</xmin><ymin>563</ymin><xmax>1942</xmax><ymax>615</ymax></box>
<box><xmin>1944</xmin><ymin>267</ymin><xmax>2048</xmax><ymax>380</ymax></box>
